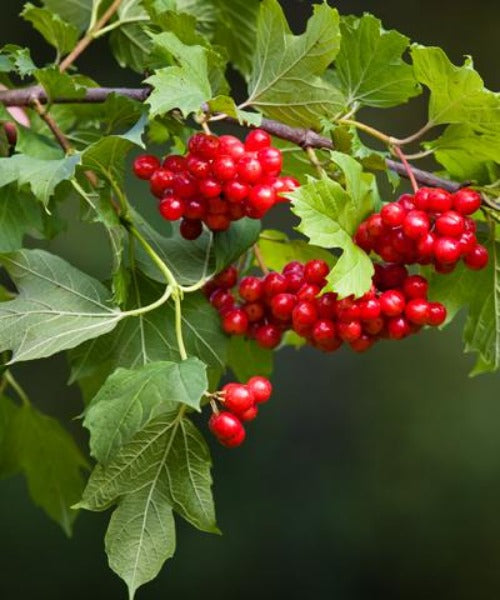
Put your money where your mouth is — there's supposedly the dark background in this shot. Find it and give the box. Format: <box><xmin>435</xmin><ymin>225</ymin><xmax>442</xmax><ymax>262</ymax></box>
<box><xmin>1</xmin><ymin>1</ymin><xmax>500</xmax><ymax>599</ymax></box>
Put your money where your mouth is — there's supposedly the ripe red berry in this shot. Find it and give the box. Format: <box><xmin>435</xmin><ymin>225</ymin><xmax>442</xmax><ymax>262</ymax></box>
<box><xmin>398</xmin><ymin>193</ymin><xmax>416</xmax><ymax>211</ymax></box>
<box><xmin>247</xmin><ymin>184</ymin><xmax>276</xmax><ymax>215</ymax></box>
<box><xmin>402</xmin><ymin>210</ymin><xmax>430</xmax><ymax>239</ymax></box>
<box><xmin>213</xmin><ymin>266</ymin><xmax>238</xmax><ymax>289</ymax></box>
<box><xmin>367</xmin><ymin>214</ymin><xmax>385</xmax><ymax>237</ymax></box>
<box><xmin>402</xmin><ymin>275</ymin><xmax>428</xmax><ymax>299</ymax></box>
<box><xmin>413</xmin><ymin>187</ymin><xmax>431</xmax><ymax>211</ymax></box>
<box><xmin>350</xmin><ymin>334</ymin><xmax>374</xmax><ymax>353</ymax></box>
<box><xmin>453</xmin><ymin>188</ymin><xmax>482</xmax><ymax>215</ymax></box>
<box><xmin>336</xmin><ymin>297</ymin><xmax>361</xmax><ymax>322</ymax></box>
<box><xmin>296</xmin><ymin>283</ymin><xmax>321</xmax><ymax>302</ymax></box>
<box><xmin>379</xmin><ymin>290</ymin><xmax>405</xmax><ymax>317</ymax></box>
<box><xmin>427</xmin><ymin>302</ymin><xmax>447</xmax><ymax>326</ymax></box>
<box><xmin>159</xmin><ymin>196</ymin><xmax>184</xmax><ymax>221</ymax></box>
<box><xmin>239</xmin><ymin>405</ymin><xmax>258</xmax><ymax>422</ymax></box>
<box><xmin>186</xmin><ymin>155</ymin><xmax>211</xmax><ymax>179</ymax></box>
<box><xmin>304</xmin><ymin>259</ymin><xmax>329</xmax><ymax>285</ymax></box>
<box><xmin>435</xmin><ymin>211</ymin><xmax>465</xmax><ymax>238</ymax></box>
<box><xmin>163</xmin><ymin>155</ymin><xmax>187</xmax><ymax>172</ymax></box>
<box><xmin>284</xmin><ymin>270</ymin><xmax>304</xmax><ymax>293</ymax></box>
<box><xmin>387</xmin><ymin>316</ymin><xmax>410</xmax><ymax>339</ymax></box>
<box><xmin>184</xmin><ymin>198</ymin><xmax>206</xmax><ymax>220</ymax></box>
<box><xmin>238</xmin><ymin>155</ymin><xmax>263</xmax><ymax>183</ymax></box>
<box><xmin>172</xmin><ymin>172</ymin><xmax>197</xmax><ymax>198</ymax></box>
<box><xmin>416</xmin><ymin>232</ymin><xmax>436</xmax><ymax>260</ymax></box>
<box><xmin>222</xmin><ymin>383</ymin><xmax>255</xmax><ymax>415</ymax></box>
<box><xmin>133</xmin><ymin>154</ymin><xmax>160</xmax><ymax>179</ymax></box>
<box><xmin>270</xmin><ymin>293</ymin><xmax>296</xmax><ymax>321</ymax></box>
<box><xmin>209</xmin><ymin>289</ymin><xmax>235</xmax><ymax>311</ymax></box>
<box><xmin>239</xmin><ymin>276</ymin><xmax>264</xmax><ymax>302</ymax></box>
<box><xmin>207</xmin><ymin>196</ymin><xmax>228</xmax><ymax>215</ymax></box>
<box><xmin>198</xmin><ymin>177</ymin><xmax>222</xmax><ymax>198</ymax></box>
<box><xmin>245</xmin><ymin>129</ymin><xmax>271</xmax><ymax>151</ymax></box>
<box><xmin>363</xmin><ymin>317</ymin><xmax>384</xmax><ymax>335</ymax></box>
<box><xmin>405</xmin><ymin>298</ymin><xmax>430</xmax><ymax>325</ymax></box>
<box><xmin>205</xmin><ymin>213</ymin><xmax>230</xmax><ymax>231</ymax></box>
<box><xmin>243</xmin><ymin>301</ymin><xmax>265</xmax><ymax>322</ymax></box>
<box><xmin>458</xmin><ymin>232</ymin><xmax>477</xmax><ymax>255</ymax></box>
<box><xmin>197</xmin><ymin>134</ymin><xmax>220</xmax><ymax>159</ymax></box>
<box><xmin>358</xmin><ymin>298</ymin><xmax>381</xmax><ymax>320</ymax></box>
<box><xmin>312</xmin><ymin>319</ymin><xmax>336</xmax><ymax>344</ymax></box>
<box><xmin>247</xmin><ymin>376</ymin><xmax>272</xmax><ymax>404</ymax></box>
<box><xmin>219</xmin><ymin>135</ymin><xmax>245</xmax><ymax>160</ymax></box>
<box><xmin>179</xmin><ymin>218</ymin><xmax>203</xmax><ymax>240</ymax></box>
<box><xmin>292</xmin><ymin>301</ymin><xmax>318</xmax><ymax>330</ymax></box>
<box><xmin>433</xmin><ymin>237</ymin><xmax>462</xmax><ymax>264</ymax></box>
<box><xmin>219</xmin><ymin>426</ymin><xmax>246</xmax><ymax>448</ymax></box>
<box><xmin>263</xmin><ymin>272</ymin><xmax>288</xmax><ymax>297</ymax></box>
<box><xmin>223</xmin><ymin>180</ymin><xmax>249</xmax><ymax>203</ymax></box>
<box><xmin>316</xmin><ymin>292</ymin><xmax>337</xmax><ymax>319</ymax></box>
<box><xmin>222</xmin><ymin>308</ymin><xmax>248</xmax><ymax>335</ymax></box>
<box><xmin>337</xmin><ymin>320</ymin><xmax>362</xmax><ymax>343</ymax></box>
<box><xmin>257</xmin><ymin>147</ymin><xmax>283</xmax><ymax>174</ymax></box>
<box><xmin>255</xmin><ymin>324</ymin><xmax>282</xmax><ymax>349</ymax></box>
<box><xmin>427</xmin><ymin>188</ymin><xmax>453</xmax><ymax>213</ymax></box>
<box><xmin>464</xmin><ymin>244</ymin><xmax>489</xmax><ymax>270</ymax></box>
<box><xmin>380</xmin><ymin>202</ymin><xmax>406</xmax><ymax>227</ymax></box>
<box><xmin>212</xmin><ymin>155</ymin><xmax>237</xmax><ymax>181</ymax></box>
<box><xmin>150</xmin><ymin>168</ymin><xmax>174</xmax><ymax>198</ymax></box>
<box><xmin>209</xmin><ymin>411</ymin><xmax>244</xmax><ymax>440</ymax></box>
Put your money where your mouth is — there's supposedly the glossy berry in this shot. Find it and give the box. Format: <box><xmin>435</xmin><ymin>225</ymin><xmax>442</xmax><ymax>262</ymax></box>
<box><xmin>270</xmin><ymin>293</ymin><xmax>296</xmax><ymax>320</ymax></box>
<box><xmin>402</xmin><ymin>210</ymin><xmax>430</xmax><ymax>239</ymax></box>
<box><xmin>381</xmin><ymin>202</ymin><xmax>406</xmax><ymax>227</ymax></box>
<box><xmin>159</xmin><ymin>196</ymin><xmax>184</xmax><ymax>221</ymax></box>
<box><xmin>292</xmin><ymin>301</ymin><xmax>318</xmax><ymax>330</ymax></box>
<box><xmin>247</xmin><ymin>376</ymin><xmax>272</xmax><ymax>404</ymax></box>
<box><xmin>379</xmin><ymin>290</ymin><xmax>405</xmax><ymax>317</ymax></box>
<box><xmin>312</xmin><ymin>319</ymin><xmax>336</xmax><ymax>344</ymax></box>
<box><xmin>238</xmin><ymin>155</ymin><xmax>263</xmax><ymax>184</ymax></box>
<box><xmin>464</xmin><ymin>244</ymin><xmax>489</xmax><ymax>270</ymax></box>
<box><xmin>239</xmin><ymin>405</ymin><xmax>258</xmax><ymax>422</ymax></box>
<box><xmin>213</xmin><ymin>266</ymin><xmax>238</xmax><ymax>289</ymax></box>
<box><xmin>255</xmin><ymin>324</ymin><xmax>282</xmax><ymax>349</ymax></box>
<box><xmin>212</xmin><ymin>155</ymin><xmax>237</xmax><ymax>181</ymax></box>
<box><xmin>263</xmin><ymin>273</ymin><xmax>288</xmax><ymax>297</ymax></box>
<box><xmin>184</xmin><ymin>198</ymin><xmax>206</xmax><ymax>220</ymax></box>
<box><xmin>435</xmin><ymin>211</ymin><xmax>465</xmax><ymax>238</ymax></box>
<box><xmin>222</xmin><ymin>383</ymin><xmax>255</xmax><ymax>415</ymax></box>
<box><xmin>247</xmin><ymin>184</ymin><xmax>276</xmax><ymax>215</ymax></box>
<box><xmin>405</xmin><ymin>298</ymin><xmax>430</xmax><ymax>325</ymax></box>
<box><xmin>387</xmin><ymin>317</ymin><xmax>410</xmax><ymax>340</ymax></box>
<box><xmin>453</xmin><ymin>188</ymin><xmax>482</xmax><ymax>215</ymax></box>
<box><xmin>427</xmin><ymin>188</ymin><xmax>453</xmax><ymax>213</ymax></box>
<box><xmin>209</xmin><ymin>411</ymin><xmax>244</xmax><ymax>440</ymax></box>
<box><xmin>133</xmin><ymin>154</ymin><xmax>160</xmax><ymax>179</ymax></box>
<box><xmin>427</xmin><ymin>302</ymin><xmax>447</xmax><ymax>326</ymax></box>
<box><xmin>150</xmin><ymin>169</ymin><xmax>174</xmax><ymax>198</ymax></box>
<box><xmin>179</xmin><ymin>218</ymin><xmax>203</xmax><ymax>240</ymax></box>
<box><xmin>219</xmin><ymin>135</ymin><xmax>245</xmax><ymax>160</ymax></box>
<box><xmin>304</xmin><ymin>260</ymin><xmax>329</xmax><ymax>285</ymax></box>
<box><xmin>239</xmin><ymin>276</ymin><xmax>264</xmax><ymax>302</ymax></box>
<box><xmin>257</xmin><ymin>147</ymin><xmax>283</xmax><ymax>174</ymax></box>
<box><xmin>433</xmin><ymin>237</ymin><xmax>462</xmax><ymax>264</ymax></box>
<box><xmin>403</xmin><ymin>275</ymin><xmax>428</xmax><ymax>299</ymax></box>
<box><xmin>222</xmin><ymin>309</ymin><xmax>248</xmax><ymax>335</ymax></box>
<box><xmin>337</xmin><ymin>320</ymin><xmax>362</xmax><ymax>343</ymax></box>
<box><xmin>219</xmin><ymin>426</ymin><xmax>246</xmax><ymax>448</ymax></box>
<box><xmin>245</xmin><ymin>129</ymin><xmax>271</xmax><ymax>151</ymax></box>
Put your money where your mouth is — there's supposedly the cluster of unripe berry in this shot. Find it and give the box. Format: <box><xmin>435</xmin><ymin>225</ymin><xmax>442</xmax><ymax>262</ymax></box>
<box><xmin>208</xmin><ymin>376</ymin><xmax>272</xmax><ymax>448</ymax></box>
<box><xmin>132</xmin><ymin>129</ymin><xmax>298</xmax><ymax>240</ymax></box>
<box><xmin>355</xmin><ymin>188</ymin><xmax>488</xmax><ymax>272</ymax></box>
<box><xmin>204</xmin><ymin>261</ymin><xmax>447</xmax><ymax>353</ymax></box>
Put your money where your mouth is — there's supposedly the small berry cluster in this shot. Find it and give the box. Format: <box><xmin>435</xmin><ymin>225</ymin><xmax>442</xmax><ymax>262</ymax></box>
<box><xmin>205</xmin><ymin>261</ymin><xmax>447</xmax><ymax>353</ymax></box>
<box><xmin>132</xmin><ymin>130</ymin><xmax>299</xmax><ymax>240</ymax></box>
<box><xmin>355</xmin><ymin>187</ymin><xmax>488</xmax><ymax>272</ymax></box>
<box><xmin>208</xmin><ymin>376</ymin><xmax>272</xmax><ymax>448</ymax></box>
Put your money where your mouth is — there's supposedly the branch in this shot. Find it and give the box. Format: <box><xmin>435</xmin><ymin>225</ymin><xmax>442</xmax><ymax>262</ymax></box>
<box><xmin>0</xmin><ymin>85</ymin><xmax>471</xmax><ymax>195</ymax></box>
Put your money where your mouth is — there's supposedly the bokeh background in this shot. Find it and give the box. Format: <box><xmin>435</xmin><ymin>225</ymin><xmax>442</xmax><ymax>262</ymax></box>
<box><xmin>1</xmin><ymin>1</ymin><xmax>500</xmax><ymax>598</ymax></box>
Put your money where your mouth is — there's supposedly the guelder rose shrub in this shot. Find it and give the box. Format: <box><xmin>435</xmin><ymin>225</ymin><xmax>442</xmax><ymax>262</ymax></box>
<box><xmin>0</xmin><ymin>0</ymin><xmax>498</xmax><ymax>597</ymax></box>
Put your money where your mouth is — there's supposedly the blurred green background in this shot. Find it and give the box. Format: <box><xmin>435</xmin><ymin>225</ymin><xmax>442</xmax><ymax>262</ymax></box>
<box><xmin>1</xmin><ymin>1</ymin><xmax>500</xmax><ymax>598</ymax></box>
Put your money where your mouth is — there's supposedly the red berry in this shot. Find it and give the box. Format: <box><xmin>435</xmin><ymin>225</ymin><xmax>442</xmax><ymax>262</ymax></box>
<box><xmin>162</xmin><ymin>155</ymin><xmax>187</xmax><ymax>172</ymax></box>
<box><xmin>219</xmin><ymin>426</ymin><xmax>246</xmax><ymax>448</ymax></box>
<box><xmin>213</xmin><ymin>155</ymin><xmax>237</xmax><ymax>181</ymax></box>
<box><xmin>209</xmin><ymin>411</ymin><xmax>244</xmax><ymax>440</ymax></box>
<box><xmin>245</xmin><ymin>129</ymin><xmax>271</xmax><ymax>151</ymax></box>
<box><xmin>239</xmin><ymin>405</ymin><xmax>258</xmax><ymax>422</ymax></box>
<box><xmin>255</xmin><ymin>324</ymin><xmax>282</xmax><ymax>349</ymax></box>
<box><xmin>427</xmin><ymin>302</ymin><xmax>447</xmax><ymax>326</ymax></box>
<box><xmin>224</xmin><ymin>180</ymin><xmax>249</xmax><ymax>203</ymax></box>
<box><xmin>402</xmin><ymin>275</ymin><xmax>428</xmax><ymax>299</ymax></box>
<box><xmin>184</xmin><ymin>198</ymin><xmax>206</xmax><ymax>220</ymax></box>
<box><xmin>354</xmin><ymin>222</ymin><xmax>373</xmax><ymax>252</ymax></box>
<box><xmin>398</xmin><ymin>193</ymin><xmax>416</xmax><ymax>211</ymax></box>
<box><xmin>435</xmin><ymin>211</ymin><xmax>465</xmax><ymax>238</ymax></box>
<box><xmin>312</xmin><ymin>319</ymin><xmax>336</xmax><ymax>344</ymax></box>
<box><xmin>263</xmin><ymin>273</ymin><xmax>288</xmax><ymax>297</ymax></box>
<box><xmin>433</xmin><ymin>237</ymin><xmax>461</xmax><ymax>264</ymax></box>
<box><xmin>257</xmin><ymin>147</ymin><xmax>282</xmax><ymax>174</ymax></box>
<box><xmin>238</xmin><ymin>155</ymin><xmax>263</xmax><ymax>183</ymax></box>
<box><xmin>243</xmin><ymin>301</ymin><xmax>265</xmax><ymax>322</ymax></box>
<box><xmin>387</xmin><ymin>316</ymin><xmax>411</xmax><ymax>339</ymax></box>
<box><xmin>337</xmin><ymin>320</ymin><xmax>362</xmax><ymax>343</ymax></box>
<box><xmin>186</xmin><ymin>155</ymin><xmax>211</xmax><ymax>179</ymax></box>
<box><xmin>209</xmin><ymin>289</ymin><xmax>235</xmax><ymax>311</ymax></box>
<box><xmin>247</xmin><ymin>184</ymin><xmax>276</xmax><ymax>215</ymax></box>
<box><xmin>350</xmin><ymin>334</ymin><xmax>375</xmax><ymax>353</ymax></box>
<box><xmin>133</xmin><ymin>154</ymin><xmax>160</xmax><ymax>179</ymax></box>
<box><xmin>239</xmin><ymin>276</ymin><xmax>264</xmax><ymax>302</ymax></box>
<box><xmin>363</xmin><ymin>317</ymin><xmax>384</xmax><ymax>335</ymax></box>
<box><xmin>222</xmin><ymin>383</ymin><xmax>255</xmax><ymax>415</ymax></box>
<box><xmin>380</xmin><ymin>202</ymin><xmax>406</xmax><ymax>227</ymax></box>
<box><xmin>316</xmin><ymin>292</ymin><xmax>337</xmax><ymax>319</ymax></box>
<box><xmin>159</xmin><ymin>196</ymin><xmax>184</xmax><ymax>221</ymax></box>
<box><xmin>464</xmin><ymin>244</ymin><xmax>489</xmax><ymax>270</ymax></box>
<box><xmin>458</xmin><ymin>232</ymin><xmax>477</xmax><ymax>255</ymax></box>
<box><xmin>199</xmin><ymin>177</ymin><xmax>222</xmax><ymax>198</ymax></box>
<box><xmin>413</xmin><ymin>187</ymin><xmax>431</xmax><ymax>211</ymax></box>
<box><xmin>179</xmin><ymin>218</ymin><xmax>202</xmax><ymax>240</ymax></box>
<box><xmin>379</xmin><ymin>290</ymin><xmax>405</xmax><ymax>317</ymax></box>
<box><xmin>402</xmin><ymin>210</ymin><xmax>430</xmax><ymax>239</ymax></box>
<box><xmin>374</xmin><ymin>264</ymin><xmax>408</xmax><ymax>289</ymax></box>
<box><xmin>172</xmin><ymin>172</ymin><xmax>197</xmax><ymax>198</ymax></box>
<box><xmin>405</xmin><ymin>298</ymin><xmax>430</xmax><ymax>325</ymax></box>
<box><xmin>270</xmin><ymin>293</ymin><xmax>296</xmax><ymax>321</ymax></box>
<box><xmin>296</xmin><ymin>283</ymin><xmax>321</xmax><ymax>302</ymax></box>
<box><xmin>427</xmin><ymin>188</ymin><xmax>453</xmax><ymax>213</ymax></box>
<box><xmin>292</xmin><ymin>301</ymin><xmax>318</xmax><ymax>330</ymax></box>
<box><xmin>228</xmin><ymin>202</ymin><xmax>246</xmax><ymax>221</ymax></box>
<box><xmin>358</xmin><ymin>298</ymin><xmax>381</xmax><ymax>320</ymax></box>
<box><xmin>416</xmin><ymin>232</ymin><xmax>436</xmax><ymax>260</ymax></box>
<box><xmin>247</xmin><ymin>376</ymin><xmax>272</xmax><ymax>404</ymax></box>
<box><xmin>150</xmin><ymin>168</ymin><xmax>174</xmax><ymax>198</ymax></box>
<box><xmin>284</xmin><ymin>270</ymin><xmax>304</xmax><ymax>293</ymax></box>
<box><xmin>207</xmin><ymin>196</ymin><xmax>228</xmax><ymax>215</ymax></box>
<box><xmin>213</xmin><ymin>266</ymin><xmax>238</xmax><ymax>289</ymax></box>
<box><xmin>205</xmin><ymin>213</ymin><xmax>230</xmax><ymax>231</ymax></box>
<box><xmin>219</xmin><ymin>135</ymin><xmax>245</xmax><ymax>160</ymax></box>
<box><xmin>188</xmin><ymin>133</ymin><xmax>206</xmax><ymax>156</ymax></box>
<box><xmin>222</xmin><ymin>308</ymin><xmax>248</xmax><ymax>335</ymax></box>
<box><xmin>304</xmin><ymin>259</ymin><xmax>329</xmax><ymax>285</ymax></box>
<box><xmin>367</xmin><ymin>214</ymin><xmax>385</xmax><ymax>237</ymax></box>
<box><xmin>197</xmin><ymin>134</ymin><xmax>220</xmax><ymax>159</ymax></box>
<box><xmin>336</xmin><ymin>297</ymin><xmax>361</xmax><ymax>322</ymax></box>
<box><xmin>453</xmin><ymin>188</ymin><xmax>482</xmax><ymax>215</ymax></box>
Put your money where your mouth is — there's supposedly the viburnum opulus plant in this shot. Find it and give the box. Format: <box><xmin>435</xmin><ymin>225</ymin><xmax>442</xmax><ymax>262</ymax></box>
<box><xmin>0</xmin><ymin>0</ymin><xmax>498</xmax><ymax>597</ymax></box>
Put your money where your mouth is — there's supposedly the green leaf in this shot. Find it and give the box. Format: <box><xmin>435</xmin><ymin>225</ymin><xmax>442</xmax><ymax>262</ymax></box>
<box><xmin>42</xmin><ymin>0</ymin><xmax>92</xmax><ymax>32</ymax></box>
<box><xmin>109</xmin><ymin>0</ymin><xmax>151</xmax><ymax>73</ymax></box>
<box><xmin>428</xmin><ymin>238</ymin><xmax>500</xmax><ymax>374</ymax></box>
<box><xmin>411</xmin><ymin>45</ymin><xmax>500</xmax><ymax>132</ymax></box>
<box><xmin>70</xmin><ymin>277</ymin><xmax>227</xmax><ymax>387</ymax></box>
<box><xmin>135</xmin><ymin>214</ymin><xmax>260</xmax><ymax>286</ymax></box>
<box><xmin>0</xmin><ymin>45</ymin><xmax>36</xmax><ymax>77</ymax></box>
<box><xmin>246</xmin><ymin>0</ymin><xmax>344</xmax><ymax>128</ymax></box>
<box><xmin>105</xmin><ymin>487</ymin><xmax>176</xmax><ymax>600</ymax></box>
<box><xmin>145</xmin><ymin>32</ymin><xmax>212</xmax><ymax>118</ymax></box>
<box><xmin>22</xmin><ymin>3</ymin><xmax>79</xmax><ymax>56</ymax></box>
<box><xmin>34</xmin><ymin>67</ymin><xmax>88</xmax><ymax>101</ymax></box>
<box><xmin>0</xmin><ymin>153</ymin><xmax>80</xmax><ymax>207</ymax></box>
<box><xmin>289</xmin><ymin>154</ymin><xmax>377</xmax><ymax>298</ymax></box>
<box><xmin>0</xmin><ymin>185</ymin><xmax>43</xmax><ymax>252</ymax></box>
<box><xmin>84</xmin><ymin>358</ymin><xmax>208</xmax><ymax>463</ymax></box>
<box><xmin>256</xmin><ymin>229</ymin><xmax>336</xmax><ymax>272</ymax></box>
<box><xmin>227</xmin><ymin>336</ymin><xmax>273</xmax><ymax>382</ymax></box>
<box><xmin>5</xmin><ymin>403</ymin><xmax>88</xmax><ymax>535</ymax></box>
<box><xmin>0</xmin><ymin>249</ymin><xmax>121</xmax><ymax>363</ymax></box>
<box><xmin>332</xmin><ymin>14</ymin><xmax>420</xmax><ymax>109</ymax></box>
<box><xmin>212</xmin><ymin>0</ymin><xmax>259</xmax><ymax>78</ymax></box>
<box><xmin>207</xmin><ymin>95</ymin><xmax>262</xmax><ymax>127</ymax></box>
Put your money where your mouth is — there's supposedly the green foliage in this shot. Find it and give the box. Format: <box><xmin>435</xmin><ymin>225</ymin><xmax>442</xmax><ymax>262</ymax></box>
<box><xmin>0</xmin><ymin>1</ymin><xmax>499</xmax><ymax>596</ymax></box>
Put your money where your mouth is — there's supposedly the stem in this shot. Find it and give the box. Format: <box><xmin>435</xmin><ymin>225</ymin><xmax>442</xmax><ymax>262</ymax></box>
<box><xmin>92</xmin><ymin>16</ymin><xmax>149</xmax><ymax>38</ymax></box>
<box><xmin>4</xmin><ymin>372</ymin><xmax>30</xmax><ymax>407</ymax></box>
<box><xmin>31</xmin><ymin>98</ymin><xmax>72</xmax><ymax>154</ymax></box>
<box><xmin>305</xmin><ymin>146</ymin><xmax>327</xmax><ymax>178</ymax></box>
<box><xmin>121</xmin><ymin>285</ymin><xmax>172</xmax><ymax>317</ymax></box>
<box><xmin>339</xmin><ymin>119</ymin><xmax>392</xmax><ymax>145</ymax></box>
<box><xmin>392</xmin><ymin>122</ymin><xmax>434</xmax><ymax>146</ymax></box>
<box><xmin>174</xmin><ymin>292</ymin><xmax>188</xmax><ymax>361</ymax></box>
<box><xmin>392</xmin><ymin>145</ymin><xmax>419</xmax><ymax>193</ymax></box>
<box><xmin>59</xmin><ymin>0</ymin><xmax>124</xmax><ymax>72</ymax></box>
<box><xmin>129</xmin><ymin>227</ymin><xmax>177</xmax><ymax>288</ymax></box>
<box><xmin>253</xmin><ymin>243</ymin><xmax>269</xmax><ymax>275</ymax></box>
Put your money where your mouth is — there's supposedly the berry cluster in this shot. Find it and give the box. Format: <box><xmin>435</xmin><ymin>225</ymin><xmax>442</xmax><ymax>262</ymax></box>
<box><xmin>205</xmin><ymin>261</ymin><xmax>447</xmax><ymax>353</ymax></box>
<box><xmin>132</xmin><ymin>130</ymin><xmax>299</xmax><ymax>240</ymax></box>
<box><xmin>355</xmin><ymin>187</ymin><xmax>488</xmax><ymax>272</ymax></box>
<box><xmin>208</xmin><ymin>376</ymin><xmax>272</xmax><ymax>448</ymax></box>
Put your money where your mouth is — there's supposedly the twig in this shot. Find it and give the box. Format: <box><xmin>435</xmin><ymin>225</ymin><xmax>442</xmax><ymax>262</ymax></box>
<box><xmin>59</xmin><ymin>0</ymin><xmax>124</xmax><ymax>72</ymax></box>
<box><xmin>31</xmin><ymin>98</ymin><xmax>72</xmax><ymax>153</ymax></box>
<box><xmin>392</xmin><ymin>145</ymin><xmax>419</xmax><ymax>193</ymax></box>
<box><xmin>253</xmin><ymin>244</ymin><xmax>269</xmax><ymax>275</ymax></box>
